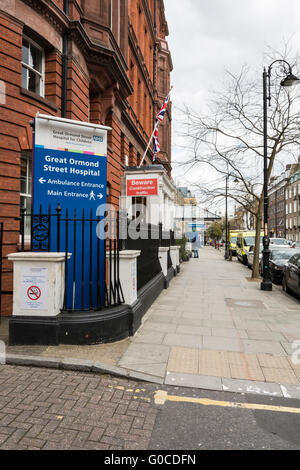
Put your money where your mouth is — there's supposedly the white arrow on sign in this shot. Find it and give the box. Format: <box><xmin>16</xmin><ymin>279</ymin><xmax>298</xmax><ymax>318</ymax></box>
<box><xmin>39</xmin><ymin>177</ymin><xmax>46</xmax><ymax>184</ymax></box>
<box><xmin>97</xmin><ymin>193</ymin><xmax>103</xmax><ymax>200</ymax></box>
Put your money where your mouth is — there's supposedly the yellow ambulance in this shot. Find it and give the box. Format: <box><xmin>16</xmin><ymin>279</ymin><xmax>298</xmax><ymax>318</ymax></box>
<box><xmin>229</xmin><ymin>231</ymin><xmax>239</xmax><ymax>256</ymax></box>
<box><xmin>236</xmin><ymin>231</ymin><xmax>264</xmax><ymax>265</ymax></box>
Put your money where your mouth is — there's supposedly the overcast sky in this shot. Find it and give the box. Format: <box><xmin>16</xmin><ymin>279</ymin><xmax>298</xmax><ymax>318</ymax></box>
<box><xmin>164</xmin><ymin>0</ymin><xmax>300</xmax><ymax>214</ymax></box>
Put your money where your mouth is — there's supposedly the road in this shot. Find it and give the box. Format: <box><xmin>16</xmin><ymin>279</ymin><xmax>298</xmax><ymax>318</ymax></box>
<box><xmin>0</xmin><ymin>364</ymin><xmax>299</xmax><ymax>451</ymax></box>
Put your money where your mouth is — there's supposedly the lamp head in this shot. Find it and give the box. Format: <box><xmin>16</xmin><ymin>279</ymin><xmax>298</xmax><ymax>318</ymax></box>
<box><xmin>281</xmin><ymin>73</ymin><xmax>300</xmax><ymax>87</ymax></box>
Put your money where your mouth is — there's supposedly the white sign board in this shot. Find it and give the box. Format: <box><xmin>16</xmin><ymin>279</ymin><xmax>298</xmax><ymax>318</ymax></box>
<box><xmin>20</xmin><ymin>267</ymin><xmax>49</xmax><ymax>310</ymax></box>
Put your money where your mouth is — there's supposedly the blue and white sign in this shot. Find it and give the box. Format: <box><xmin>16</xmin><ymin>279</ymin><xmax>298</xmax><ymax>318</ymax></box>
<box><xmin>33</xmin><ymin>114</ymin><xmax>110</xmax><ymax>214</ymax></box>
<box><xmin>33</xmin><ymin>114</ymin><xmax>111</xmax><ymax>311</ymax></box>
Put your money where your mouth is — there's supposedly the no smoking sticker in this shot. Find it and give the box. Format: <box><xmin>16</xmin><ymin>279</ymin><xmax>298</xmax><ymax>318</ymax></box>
<box><xmin>27</xmin><ymin>286</ymin><xmax>41</xmax><ymax>301</ymax></box>
<box><xmin>21</xmin><ymin>267</ymin><xmax>48</xmax><ymax>310</ymax></box>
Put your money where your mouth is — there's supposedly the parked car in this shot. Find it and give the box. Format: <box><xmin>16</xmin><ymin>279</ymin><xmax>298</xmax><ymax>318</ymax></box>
<box><xmin>269</xmin><ymin>238</ymin><xmax>291</xmax><ymax>247</ymax></box>
<box><xmin>268</xmin><ymin>248</ymin><xmax>299</xmax><ymax>284</ymax></box>
<box><xmin>257</xmin><ymin>244</ymin><xmax>289</xmax><ymax>275</ymax></box>
<box><xmin>282</xmin><ymin>252</ymin><xmax>300</xmax><ymax>297</ymax></box>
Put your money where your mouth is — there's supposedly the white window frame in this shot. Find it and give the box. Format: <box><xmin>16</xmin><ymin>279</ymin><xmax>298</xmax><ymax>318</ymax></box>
<box><xmin>22</xmin><ymin>35</ymin><xmax>45</xmax><ymax>97</ymax></box>
<box><xmin>20</xmin><ymin>154</ymin><xmax>32</xmax><ymax>240</ymax></box>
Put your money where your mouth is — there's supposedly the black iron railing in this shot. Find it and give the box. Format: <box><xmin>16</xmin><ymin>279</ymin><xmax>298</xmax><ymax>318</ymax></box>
<box><xmin>18</xmin><ymin>205</ymin><xmax>124</xmax><ymax>312</ymax></box>
<box><xmin>122</xmin><ymin>217</ymin><xmax>175</xmax><ymax>291</ymax></box>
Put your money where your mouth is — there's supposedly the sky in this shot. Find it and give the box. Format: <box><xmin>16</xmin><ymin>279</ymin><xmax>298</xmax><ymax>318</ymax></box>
<box><xmin>163</xmin><ymin>0</ymin><xmax>300</xmax><ymax>215</ymax></box>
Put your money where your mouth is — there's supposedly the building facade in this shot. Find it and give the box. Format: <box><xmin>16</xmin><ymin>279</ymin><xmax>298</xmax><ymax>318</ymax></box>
<box><xmin>285</xmin><ymin>170</ymin><xmax>300</xmax><ymax>242</ymax></box>
<box><xmin>0</xmin><ymin>0</ymin><xmax>172</xmax><ymax>315</ymax></box>
<box><xmin>268</xmin><ymin>173</ymin><xmax>287</xmax><ymax>238</ymax></box>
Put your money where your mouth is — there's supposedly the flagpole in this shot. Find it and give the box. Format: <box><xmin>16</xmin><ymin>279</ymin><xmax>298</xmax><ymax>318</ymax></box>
<box><xmin>138</xmin><ymin>87</ymin><xmax>173</xmax><ymax>169</ymax></box>
<box><xmin>138</xmin><ymin>124</ymin><xmax>157</xmax><ymax>168</ymax></box>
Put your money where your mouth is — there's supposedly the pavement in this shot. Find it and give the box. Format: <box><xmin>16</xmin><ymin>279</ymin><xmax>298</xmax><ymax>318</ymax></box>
<box><xmin>2</xmin><ymin>246</ymin><xmax>300</xmax><ymax>400</ymax></box>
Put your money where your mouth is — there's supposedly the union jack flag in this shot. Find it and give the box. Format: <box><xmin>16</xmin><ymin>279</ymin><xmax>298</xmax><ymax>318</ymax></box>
<box><xmin>153</xmin><ymin>122</ymin><xmax>160</xmax><ymax>162</ymax></box>
<box><xmin>152</xmin><ymin>89</ymin><xmax>172</xmax><ymax>162</ymax></box>
<box><xmin>156</xmin><ymin>91</ymin><xmax>171</xmax><ymax>122</ymax></box>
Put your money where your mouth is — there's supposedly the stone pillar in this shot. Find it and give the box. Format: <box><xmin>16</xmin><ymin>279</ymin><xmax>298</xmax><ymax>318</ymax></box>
<box><xmin>158</xmin><ymin>247</ymin><xmax>169</xmax><ymax>277</ymax></box>
<box><xmin>8</xmin><ymin>252</ymin><xmax>70</xmax><ymax>317</ymax></box>
<box><xmin>170</xmin><ymin>246</ymin><xmax>179</xmax><ymax>273</ymax></box>
<box><xmin>108</xmin><ymin>250</ymin><xmax>141</xmax><ymax>306</ymax></box>
<box><xmin>7</xmin><ymin>252</ymin><xmax>71</xmax><ymax>345</ymax></box>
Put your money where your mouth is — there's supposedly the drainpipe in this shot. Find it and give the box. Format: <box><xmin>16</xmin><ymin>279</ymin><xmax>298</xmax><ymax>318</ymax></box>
<box><xmin>61</xmin><ymin>0</ymin><xmax>69</xmax><ymax>118</ymax></box>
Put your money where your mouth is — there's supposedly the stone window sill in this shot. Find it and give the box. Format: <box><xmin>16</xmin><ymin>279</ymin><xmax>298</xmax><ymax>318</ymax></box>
<box><xmin>20</xmin><ymin>87</ymin><xmax>58</xmax><ymax>112</ymax></box>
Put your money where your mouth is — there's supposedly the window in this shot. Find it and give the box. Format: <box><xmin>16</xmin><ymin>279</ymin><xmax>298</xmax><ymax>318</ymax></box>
<box><xmin>22</xmin><ymin>36</ymin><xmax>44</xmax><ymax>96</ymax></box>
<box><xmin>20</xmin><ymin>154</ymin><xmax>32</xmax><ymax>236</ymax></box>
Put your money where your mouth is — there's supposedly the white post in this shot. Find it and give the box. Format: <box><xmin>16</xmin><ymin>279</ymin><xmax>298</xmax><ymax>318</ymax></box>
<box><xmin>170</xmin><ymin>246</ymin><xmax>179</xmax><ymax>271</ymax></box>
<box><xmin>107</xmin><ymin>250</ymin><xmax>141</xmax><ymax>306</ymax></box>
<box><xmin>7</xmin><ymin>252</ymin><xmax>71</xmax><ymax>317</ymax></box>
<box><xmin>158</xmin><ymin>247</ymin><xmax>169</xmax><ymax>277</ymax></box>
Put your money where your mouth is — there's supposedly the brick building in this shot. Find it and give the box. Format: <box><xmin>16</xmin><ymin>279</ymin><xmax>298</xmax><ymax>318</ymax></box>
<box><xmin>0</xmin><ymin>0</ymin><xmax>173</xmax><ymax>315</ymax></box>
<box><xmin>268</xmin><ymin>173</ymin><xmax>287</xmax><ymax>238</ymax></box>
<box><xmin>285</xmin><ymin>170</ymin><xmax>300</xmax><ymax>242</ymax></box>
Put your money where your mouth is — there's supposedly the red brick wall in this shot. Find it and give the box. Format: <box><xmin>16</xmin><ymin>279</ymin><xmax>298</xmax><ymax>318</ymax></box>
<box><xmin>0</xmin><ymin>11</ymin><xmax>65</xmax><ymax>315</ymax></box>
<box><xmin>66</xmin><ymin>59</ymin><xmax>89</xmax><ymax>122</ymax></box>
<box><xmin>106</xmin><ymin>112</ymin><xmax>122</xmax><ymax>208</ymax></box>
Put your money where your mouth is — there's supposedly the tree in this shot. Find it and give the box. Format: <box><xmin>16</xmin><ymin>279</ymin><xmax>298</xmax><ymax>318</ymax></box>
<box><xmin>207</xmin><ymin>221</ymin><xmax>223</xmax><ymax>243</ymax></box>
<box><xmin>178</xmin><ymin>50</ymin><xmax>300</xmax><ymax>278</ymax></box>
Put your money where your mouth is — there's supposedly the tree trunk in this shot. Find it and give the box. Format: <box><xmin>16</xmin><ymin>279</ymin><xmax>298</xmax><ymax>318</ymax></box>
<box><xmin>252</xmin><ymin>196</ymin><xmax>263</xmax><ymax>279</ymax></box>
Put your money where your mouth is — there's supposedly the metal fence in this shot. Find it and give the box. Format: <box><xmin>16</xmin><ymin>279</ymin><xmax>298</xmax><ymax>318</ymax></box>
<box><xmin>18</xmin><ymin>205</ymin><xmax>124</xmax><ymax>312</ymax></box>
<box><xmin>122</xmin><ymin>217</ymin><xmax>175</xmax><ymax>291</ymax></box>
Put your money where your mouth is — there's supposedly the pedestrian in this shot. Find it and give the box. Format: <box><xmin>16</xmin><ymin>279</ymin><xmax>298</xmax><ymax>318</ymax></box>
<box><xmin>191</xmin><ymin>236</ymin><xmax>199</xmax><ymax>258</ymax></box>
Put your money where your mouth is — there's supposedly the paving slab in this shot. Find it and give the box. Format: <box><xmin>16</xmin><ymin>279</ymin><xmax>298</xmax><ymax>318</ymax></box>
<box><xmin>281</xmin><ymin>384</ymin><xmax>300</xmax><ymax>399</ymax></box>
<box><xmin>176</xmin><ymin>325</ymin><xmax>212</xmax><ymax>336</ymax></box>
<box><xmin>165</xmin><ymin>372</ymin><xmax>223</xmax><ymax>391</ymax></box>
<box><xmin>203</xmin><ymin>336</ymin><xmax>242</xmax><ymax>352</ymax></box>
<box><xmin>212</xmin><ymin>327</ymin><xmax>248</xmax><ymax>339</ymax></box>
<box><xmin>242</xmin><ymin>339</ymin><xmax>287</xmax><ymax>355</ymax></box>
<box><xmin>167</xmin><ymin>347</ymin><xmax>198</xmax><ymax>374</ymax></box>
<box><xmin>261</xmin><ymin>367</ymin><xmax>300</xmax><ymax>385</ymax></box>
<box><xmin>222</xmin><ymin>378</ymin><xmax>283</xmax><ymax>397</ymax></box>
<box><xmin>143</xmin><ymin>321</ymin><xmax>177</xmax><ymax>334</ymax></box>
<box><xmin>134</xmin><ymin>330</ymin><xmax>165</xmax><ymax>345</ymax></box>
<box><xmin>163</xmin><ymin>333</ymin><xmax>203</xmax><ymax>349</ymax></box>
<box><xmin>119</xmin><ymin>343</ymin><xmax>170</xmax><ymax>367</ymax></box>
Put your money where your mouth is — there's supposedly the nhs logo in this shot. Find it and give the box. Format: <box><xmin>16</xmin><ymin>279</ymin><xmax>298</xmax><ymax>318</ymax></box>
<box><xmin>93</xmin><ymin>135</ymin><xmax>104</xmax><ymax>143</ymax></box>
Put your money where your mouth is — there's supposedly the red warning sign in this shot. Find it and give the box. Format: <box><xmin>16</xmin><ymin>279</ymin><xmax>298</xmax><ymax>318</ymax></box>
<box><xmin>27</xmin><ymin>286</ymin><xmax>41</xmax><ymax>301</ymax></box>
<box><xmin>127</xmin><ymin>178</ymin><xmax>158</xmax><ymax>196</ymax></box>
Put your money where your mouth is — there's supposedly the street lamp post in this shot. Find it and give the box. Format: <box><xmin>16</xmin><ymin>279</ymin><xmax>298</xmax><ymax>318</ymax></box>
<box><xmin>225</xmin><ymin>175</ymin><xmax>229</xmax><ymax>259</ymax></box>
<box><xmin>261</xmin><ymin>60</ymin><xmax>300</xmax><ymax>291</ymax></box>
